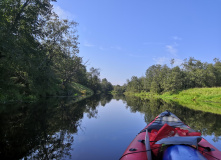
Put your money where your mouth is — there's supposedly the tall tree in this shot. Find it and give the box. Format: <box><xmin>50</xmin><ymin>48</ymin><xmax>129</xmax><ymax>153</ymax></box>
<box><xmin>41</xmin><ymin>14</ymin><xmax>80</xmax><ymax>96</ymax></box>
<box><xmin>101</xmin><ymin>78</ymin><xmax>113</xmax><ymax>93</ymax></box>
<box><xmin>0</xmin><ymin>0</ymin><xmax>56</xmax><ymax>99</ymax></box>
<box><xmin>87</xmin><ymin>67</ymin><xmax>101</xmax><ymax>93</ymax></box>
<box><xmin>0</xmin><ymin>0</ymin><xmax>94</xmax><ymax>100</ymax></box>
<box><xmin>163</xmin><ymin>66</ymin><xmax>184</xmax><ymax>92</ymax></box>
<box><xmin>214</xmin><ymin>58</ymin><xmax>221</xmax><ymax>86</ymax></box>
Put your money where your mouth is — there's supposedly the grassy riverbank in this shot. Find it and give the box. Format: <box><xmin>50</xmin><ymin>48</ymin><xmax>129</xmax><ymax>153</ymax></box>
<box><xmin>71</xmin><ymin>82</ymin><xmax>94</xmax><ymax>100</ymax></box>
<box><xmin>125</xmin><ymin>87</ymin><xmax>221</xmax><ymax>114</ymax></box>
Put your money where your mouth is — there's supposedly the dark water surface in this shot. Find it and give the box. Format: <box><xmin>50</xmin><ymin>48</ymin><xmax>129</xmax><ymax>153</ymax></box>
<box><xmin>0</xmin><ymin>94</ymin><xmax>221</xmax><ymax>159</ymax></box>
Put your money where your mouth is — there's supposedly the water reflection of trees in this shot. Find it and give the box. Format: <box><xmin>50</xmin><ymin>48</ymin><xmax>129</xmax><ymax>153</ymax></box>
<box><xmin>0</xmin><ymin>94</ymin><xmax>112</xmax><ymax>159</ymax></box>
<box><xmin>85</xmin><ymin>94</ymin><xmax>113</xmax><ymax>118</ymax></box>
<box><xmin>113</xmin><ymin>94</ymin><xmax>126</xmax><ymax>101</ymax></box>
<box><xmin>1</xmin><ymin>94</ymin><xmax>219</xmax><ymax>159</ymax></box>
<box><xmin>123</xmin><ymin>95</ymin><xmax>221</xmax><ymax>139</ymax></box>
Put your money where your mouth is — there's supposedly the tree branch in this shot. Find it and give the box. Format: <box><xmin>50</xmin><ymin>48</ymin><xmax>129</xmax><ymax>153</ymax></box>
<box><xmin>10</xmin><ymin>0</ymin><xmax>31</xmax><ymax>32</ymax></box>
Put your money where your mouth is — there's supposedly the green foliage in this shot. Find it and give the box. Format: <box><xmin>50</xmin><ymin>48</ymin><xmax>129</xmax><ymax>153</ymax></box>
<box><xmin>112</xmin><ymin>84</ymin><xmax>126</xmax><ymax>94</ymax></box>
<box><xmin>86</xmin><ymin>67</ymin><xmax>101</xmax><ymax>93</ymax></box>
<box><xmin>0</xmin><ymin>0</ymin><xmax>113</xmax><ymax>101</ymax></box>
<box><xmin>126</xmin><ymin>76</ymin><xmax>142</xmax><ymax>92</ymax></box>
<box><xmin>100</xmin><ymin>78</ymin><xmax>113</xmax><ymax>93</ymax></box>
<box><xmin>72</xmin><ymin>82</ymin><xmax>94</xmax><ymax>97</ymax></box>
<box><xmin>214</xmin><ymin>58</ymin><xmax>221</xmax><ymax>86</ymax></box>
<box><xmin>124</xmin><ymin>57</ymin><xmax>221</xmax><ymax>94</ymax></box>
<box><xmin>86</xmin><ymin>68</ymin><xmax>114</xmax><ymax>94</ymax></box>
<box><xmin>123</xmin><ymin>57</ymin><xmax>221</xmax><ymax>113</ymax></box>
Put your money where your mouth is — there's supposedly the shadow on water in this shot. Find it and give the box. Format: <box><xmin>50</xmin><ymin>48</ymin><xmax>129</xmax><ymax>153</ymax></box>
<box><xmin>0</xmin><ymin>94</ymin><xmax>113</xmax><ymax>160</ymax></box>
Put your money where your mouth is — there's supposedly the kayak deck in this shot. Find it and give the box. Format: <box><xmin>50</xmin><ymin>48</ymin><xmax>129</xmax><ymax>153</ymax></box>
<box><xmin>120</xmin><ymin>110</ymin><xmax>221</xmax><ymax>160</ymax></box>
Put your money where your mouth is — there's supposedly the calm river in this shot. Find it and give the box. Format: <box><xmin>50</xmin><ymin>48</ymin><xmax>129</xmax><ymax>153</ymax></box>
<box><xmin>0</xmin><ymin>94</ymin><xmax>221</xmax><ymax>159</ymax></box>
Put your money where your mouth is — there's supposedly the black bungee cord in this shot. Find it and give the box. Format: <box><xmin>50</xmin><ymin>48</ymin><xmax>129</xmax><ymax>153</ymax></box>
<box><xmin>119</xmin><ymin>146</ymin><xmax>161</xmax><ymax>160</ymax></box>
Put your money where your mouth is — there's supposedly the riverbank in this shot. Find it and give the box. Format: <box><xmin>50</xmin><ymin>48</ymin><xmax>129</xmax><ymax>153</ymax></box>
<box><xmin>125</xmin><ymin>87</ymin><xmax>221</xmax><ymax>114</ymax></box>
<box><xmin>0</xmin><ymin>82</ymin><xmax>94</xmax><ymax>104</ymax></box>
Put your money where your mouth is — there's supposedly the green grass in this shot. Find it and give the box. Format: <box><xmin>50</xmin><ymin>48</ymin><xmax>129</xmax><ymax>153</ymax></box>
<box><xmin>160</xmin><ymin>88</ymin><xmax>221</xmax><ymax>114</ymax></box>
<box><xmin>72</xmin><ymin>82</ymin><xmax>94</xmax><ymax>97</ymax></box>
<box><xmin>161</xmin><ymin>88</ymin><xmax>221</xmax><ymax>102</ymax></box>
<box><xmin>127</xmin><ymin>87</ymin><xmax>221</xmax><ymax>114</ymax></box>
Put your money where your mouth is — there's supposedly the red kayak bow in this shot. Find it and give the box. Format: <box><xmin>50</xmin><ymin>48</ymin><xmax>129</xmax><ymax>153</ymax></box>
<box><xmin>120</xmin><ymin>110</ymin><xmax>221</xmax><ymax>160</ymax></box>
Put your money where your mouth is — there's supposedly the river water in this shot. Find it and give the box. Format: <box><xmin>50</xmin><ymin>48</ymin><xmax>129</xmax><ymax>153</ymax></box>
<box><xmin>0</xmin><ymin>94</ymin><xmax>221</xmax><ymax>159</ymax></box>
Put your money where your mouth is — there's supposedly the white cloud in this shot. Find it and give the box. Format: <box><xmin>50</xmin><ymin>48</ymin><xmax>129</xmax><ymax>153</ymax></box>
<box><xmin>84</xmin><ymin>41</ymin><xmax>95</xmax><ymax>47</ymax></box>
<box><xmin>153</xmin><ymin>57</ymin><xmax>183</xmax><ymax>66</ymax></box>
<box><xmin>172</xmin><ymin>36</ymin><xmax>182</xmax><ymax>41</ymax></box>
<box><xmin>111</xmin><ymin>46</ymin><xmax>122</xmax><ymax>50</ymax></box>
<box><xmin>153</xmin><ymin>57</ymin><xmax>170</xmax><ymax>65</ymax></box>
<box><xmin>129</xmin><ymin>54</ymin><xmax>149</xmax><ymax>58</ymax></box>
<box><xmin>143</xmin><ymin>42</ymin><xmax>165</xmax><ymax>45</ymax></box>
<box><xmin>166</xmin><ymin>45</ymin><xmax>177</xmax><ymax>56</ymax></box>
<box><xmin>53</xmin><ymin>5</ymin><xmax>75</xmax><ymax>20</ymax></box>
<box><xmin>99</xmin><ymin>46</ymin><xmax>106</xmax><ymax>50</ymax></box>
<box><xmin>173</xmin><ymin>59</ymin><xmax>183</xmax><ymax>66</ymax></box>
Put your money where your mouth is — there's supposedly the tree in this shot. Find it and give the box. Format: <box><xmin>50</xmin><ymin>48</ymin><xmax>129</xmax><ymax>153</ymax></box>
<box><xmin>125</xmin><ymin>57</ymin><xmax>221</xmax><ymax>94</ymax></box>
<box><xmin>126</xmin><ymin>76</ymin><xmax>142</xmax><ymax>93</ymax></box>
<box><xmin>0</xmin><ymin>0</ymin><xmax>56</xmax><ymax>99</ymax></box>
<box><xmin>113</xmin><ymin>85</ymin><xmax>126</xmax><ymax>94</ymax></box>
<box><xmin>0</xmin><ymin>0</ymin><xmax>94</xmax><ymax>100</ymax></box>
<box><xmin>87</xmin><ymin>68</ymin><xmax>101</xmax><ymax>93</ymax></box>
<box><xmin>41</xmin><ymin>14</ymin><xmax>81</xmax><ymax>96</ymax></box>
<box><xmin>214</xmin><ymin>58</ymin><xmax>221</xmax><ymax>86</ymax></box>
<box><xmin>170</xmin><ymin>58</ymin><xmax>175</xmax><ymax>67</ymax></box>
<box><xmin>163</xmin><ymin>66</ymin><xmax>184</xmax><ymax>92</ymax></box>
<box><xmin>150</xmin><ymin>79</ymin><xmax>161</xmax><ymax>94</ymax></box>
<box><xmin>203</xmin><ymin>63</ymin><xmax>216</xmax><ymax>87</ymax></box>
<box><xmin>101</xmin><ymin>78</ymin><xmax>113</xmax><ymax>93</ymax></box>
<box><xmin>145</xmin><ymin>65</ymin><xmax>163</xmax><ymax>92</ymax></box>
<box><xmin>182</xmin><ymin>57</ymin><xmax>205</xmax><ymax>88</ymax></box>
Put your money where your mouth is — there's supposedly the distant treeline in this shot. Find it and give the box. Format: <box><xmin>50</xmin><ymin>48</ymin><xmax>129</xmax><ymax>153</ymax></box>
<box><xmin>0</xmin><ymin>0</ymin><xmax>113</xmax><ymax>101</ymax></box>
<box><xmin>114</xmin><ymin>57</ymin><xmax>221</xmax><ymax>94</ymax></box>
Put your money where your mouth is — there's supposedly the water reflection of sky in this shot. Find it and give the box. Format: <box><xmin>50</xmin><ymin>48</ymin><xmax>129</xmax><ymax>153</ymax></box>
<box><xmin>68</xmin><ymin>99</ymin><xmax>221</xmax><ymax>160</ymax></box>
<box><xmin>71</xmin><ymin>99</ymin><xmax>146</xmax><ymax>160</ymax></box>
<box><xmin>203</xmin><ymin>134</ymin><xmax>221</xmax><ymax>151</ymax></box>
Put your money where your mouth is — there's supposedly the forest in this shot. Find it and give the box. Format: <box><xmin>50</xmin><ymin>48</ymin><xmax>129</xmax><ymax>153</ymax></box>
<box><xmin>0</xmin><ymin>0</ymin><xmax>113</xmax><ymax>102</ymax></box>
<box><xmin>1</xmin><ymin>1</ymin><xmax>221</xmax><ymax>103</ymax></box>
<box><xmin>114</xmin><ymin>57</ymin><xmax>221</xmax><ymax>94</ymax></box>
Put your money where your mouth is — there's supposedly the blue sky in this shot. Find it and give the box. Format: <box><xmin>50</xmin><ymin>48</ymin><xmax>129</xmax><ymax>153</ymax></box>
<box><xmin>53</xmin><ymin>0</ymin><xmax>221</xmax><ymax>85</ymax></box>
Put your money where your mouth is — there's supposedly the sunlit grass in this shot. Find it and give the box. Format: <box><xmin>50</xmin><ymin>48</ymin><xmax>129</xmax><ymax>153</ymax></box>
<box><xmin>72</xmin><ymin>82</ymin><xmax>94</xmax><ymax>97</ymax></box>
<box><xmin>160</xmin><ymin>87</ymin><xmax>221</xmax><ymax>114</ymax></box>
<box><xmin>127</xmin><ymin>87</ymin><xmax>221</xmax><ymax>114</ymax></box>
